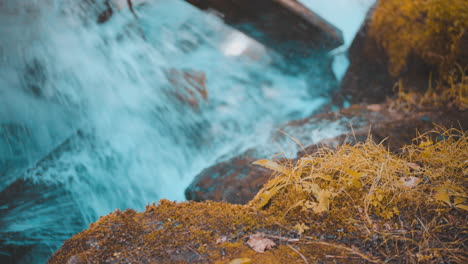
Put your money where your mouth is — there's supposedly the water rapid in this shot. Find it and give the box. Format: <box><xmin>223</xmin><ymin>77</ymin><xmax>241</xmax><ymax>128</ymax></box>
<box><xmin>0</xmin><ymin>0</ymin><xmax>375</xmax><ymax>262</ymax></box>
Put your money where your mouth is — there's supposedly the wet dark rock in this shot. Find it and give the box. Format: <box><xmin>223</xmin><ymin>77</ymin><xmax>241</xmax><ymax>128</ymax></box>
<box><xmin>184</xmin><ymin>0</ymin><xmax>343</xmax><ymax>59</ymax></box>
<box><xmin>22</xmin><ymin>59</ymin><xmax>47</xmax><ymax>98</ymax></box>
<box><xmin>338</xmin><ymin>5</ymin><xmax>393</xmax><ymax>104</ymax></box>
<box><xmin>185</xmin><ymin>104</ymin><xmax>468</xmax><ymax>204</ymax></box>
<box><xmin>0</xmin><ymin>124</ymin><xmax>40</xmax><ymax>191</ymax></box>
<box><xmin>339</xmin><ymin>4</ymin><xmax>436</xmax><ymax>104</ymax></box>
<box><xmin>185</xmin><ymin>151</ymin><xmax>271</xmax><ymax>204</ymax></box>
<box><xmin>0</xmin><ymin>178</ymin><xmax>86</xmax><ymax>264</ymax></box>
<box><xmin>164</xmin><ymin>68</ymin><xmax>208</xmax><ymax>110</ymax></box>
<box><xmin>97</xmin><ymin>0</ymin><xmax>113</xmax><ymax>24</ymax></box>
<box><xmin>0</xmin><ymin>131</ymin><xmax>90</xmax><ymax>264</ymax></box>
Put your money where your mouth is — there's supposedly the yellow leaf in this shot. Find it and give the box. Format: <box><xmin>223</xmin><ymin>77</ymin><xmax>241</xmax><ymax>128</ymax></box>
<box><xmin>314</xmin><ymin>190</ymin><xmax>331</xmax><ymax>213</ymax></box>
<box><xmin>455</xmin><ymin>204</ymin><xmax>468</xmax><ymax>211</ymax></box>
<box><xmin>377</xmin><ymin>194</ymin><xmax>384</xmax><ymax>202</ymax></box>
<box><xmin>229</xmin><ymin>258</ymin><xmax>252</xmax><ymax>264</ymax></box>
<box><xmin>406</xmin><ymin>162</ymin><xmax>421</xmax><ymax>170</ymax></box>
<box><xmin>253</xmin><ymin>159</ymin><xmax>290</xmax><ymax>175</ymax></box>
<box><xmin>346</xmin><ymin>169</ymin><xmax>362</xmax><ymax>188</ymax></box>
<box><xmin>294</xmin><ymin>223</ymin><xmax>310</xmax><ymax>235</ymax></box>
<box><xmin>434</xmin><ymin>187</ymin><xmax>451</xmax><ymax>206</ymax></box>
<box><xmin>454</xmin><ymin>197</ymin><xmax>467</xmax><ymax>211</ymax></box>
<box><xmin>347</xmin><ymin>169</ymin><xmax>362</xmax><ymax>178</ymax></box>
<box><xmin>419</xmin><ymin>140</ymin><xmax>433</xmax><ymax>147</ymax></box>
<box><xmin>303</xmin><ymin>183</ymin><xmax>321</xmax><ymax>197</ymax></box>
<box><xmin>255</xmin><ymin>185</ymin><xmax>283</xmax><ymax>209</ymax></box>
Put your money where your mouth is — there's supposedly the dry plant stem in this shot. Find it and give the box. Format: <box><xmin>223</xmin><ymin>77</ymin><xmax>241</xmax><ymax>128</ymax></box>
<box><xmin>325</xmin><ymin>255</ymin><xmax>370</xmax><ymax>260</ymax></box>
<box><xmin>185</xmin><ymin>245</ymin><xmax>203</xmax><ymax>260</ymax></box>
<box><xmin>260</xmin><ymin>233</ymin><xmax>300</xmax><ymax>242</ymax></box>
<box><xmin>287</xmin><ymin>244</ymin><xmax>310</xmax><ymax>264</ymax></box>
<box><xmin>301</xmin><ymin>238</ymin><xmax>385</xmax><ymax>264</ymax></box>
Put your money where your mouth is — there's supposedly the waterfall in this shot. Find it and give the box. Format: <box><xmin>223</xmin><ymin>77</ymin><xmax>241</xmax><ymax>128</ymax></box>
<box><xmin>0</xmin><ymin>0</ymin><xmax>374</xmax><ymax>262</ymax></box>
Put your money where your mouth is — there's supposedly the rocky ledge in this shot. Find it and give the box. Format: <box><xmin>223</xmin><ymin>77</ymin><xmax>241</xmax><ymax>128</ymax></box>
<box><xmin>49</xmin><ymin>128</ymin><xmax>467</xmax><ymax>264</ymax></box>
<box><xmin>49</xmin><ymin>0</ymin><xmax>468</xmax><ymax>263</ymax></box>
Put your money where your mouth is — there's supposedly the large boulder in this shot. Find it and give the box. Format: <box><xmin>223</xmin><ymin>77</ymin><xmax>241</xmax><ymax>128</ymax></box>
<box><xmin>340</xmin><ymin>0</ymin><xmax>468</xmax><ymax>104</ymax></box>
<box><xmin>184</xmin><ymin>0</ymin><xmax>343</xmax><ymax>60</ymax></box>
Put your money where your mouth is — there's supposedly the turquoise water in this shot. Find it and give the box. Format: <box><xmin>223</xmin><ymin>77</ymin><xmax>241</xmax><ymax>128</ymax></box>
<box><xmin>0</xmin><ymin>0</ymin><xmax>374</xmax><ymax>262</ymax></box>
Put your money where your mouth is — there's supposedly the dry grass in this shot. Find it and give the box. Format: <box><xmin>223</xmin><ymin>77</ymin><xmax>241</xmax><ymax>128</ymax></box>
<box><xmin>390</xmin><ymin>66</ymin><xmax>468</xmax><ymax>112</ymax></box>
<box><xmin>49</xmin><ymin>127</ymin><xmax>467</xmax><ymax>264</ymax></box>
<box><xmin>251</xmin><ymin>127</ymin><xmax>467</xmax><ymax>263</ymax></box>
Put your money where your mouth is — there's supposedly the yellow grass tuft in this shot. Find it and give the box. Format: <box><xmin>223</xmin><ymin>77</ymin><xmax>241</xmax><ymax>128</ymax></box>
<box><xmin>391</xmin><ymin>66</ymin><xmax>468</xmax><ymax>111</ymax></box>
<box><xmin>251</xmin><ymin>127</ymin><xmax>467</xmax><ymax>263</ymax></box>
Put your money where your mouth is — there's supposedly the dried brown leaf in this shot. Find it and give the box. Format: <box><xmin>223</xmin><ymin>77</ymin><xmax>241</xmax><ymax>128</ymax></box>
<box><xmin>247</xmin><ymin>234</ymin><xmax>276</xmax><ymax>253</ymax></box>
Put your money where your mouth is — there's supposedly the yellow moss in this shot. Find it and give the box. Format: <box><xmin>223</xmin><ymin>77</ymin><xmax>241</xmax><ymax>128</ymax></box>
<box><xmin>370</xmin><ymin>0</ymin><xmax>468</xmax><ymax>77</ymax></box>
<box><xmin>49</xmin><ymin>128</ymin><xmax>467</xmax><ymax>264</ymax></box>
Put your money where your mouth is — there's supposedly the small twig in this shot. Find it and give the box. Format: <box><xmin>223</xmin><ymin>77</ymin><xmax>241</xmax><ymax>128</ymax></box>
<box><xmin>259</xmin><ymin>232</ymin><xmax>300</xmax><ymax>242</ymax></box>
<box><xmin>288</xmin><ymin>244</ymin><xmax>310</xmax><ymax>264</ymax></box>
<box><xmin>185</xmin><ymin>245</ymin><xmax>203</xmax><ymax>260</ymax></box>
<box><xmin>126</xmin><ymin>0</ymin><xmax>138</xmax><ymax>18</ymax></box>
<box><xmin>78</xmin><ymin>243</ymin><xmax>91</xmax><ymax>264</ymax></box>
<box><xmin>302</xmin><ymin>238</ymin><xmax>385</xmax><ymax>264</ymax></box>
<box><xmin>326</xmin><ymin>255</ymin><xmax>367</xmax><ymax>260</ymax></box>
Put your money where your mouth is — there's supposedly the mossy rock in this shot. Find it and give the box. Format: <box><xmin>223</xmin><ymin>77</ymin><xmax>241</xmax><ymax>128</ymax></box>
<box><xmin>341</xmin><ymin>0</ymin><xmax>468</xmax><ymax>104</ymax></box>
<box><xmin>185</xmin><ymin>102</ymin><xmax>468</xmax><ymax>205</ymax></box>
<box><xmin>49</xmin><ymin>129</ymin><xmax>468</xmax><ymax>264</ymax></box>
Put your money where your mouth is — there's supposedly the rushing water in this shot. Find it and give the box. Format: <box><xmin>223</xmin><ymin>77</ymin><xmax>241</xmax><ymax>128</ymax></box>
<box><xmin>0</xmin><ymin>0</ymin><xmax>374</xmax><ymax>263</ymax></box>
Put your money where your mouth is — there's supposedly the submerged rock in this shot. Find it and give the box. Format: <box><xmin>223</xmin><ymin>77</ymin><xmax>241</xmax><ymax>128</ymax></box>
<box><xmin>164</xmin><ymin>68</ymin><xmax>208</xmax><ymax>110</ymax></box>
<box><xmin>0</xmin><ymin>178</ymin><xmax>85</xmax><ymax>264</ymax></box>
<box><xmin>0</xmin><ymin>131</ymin><xmax>91</xmax><ymax>264</ymax></box>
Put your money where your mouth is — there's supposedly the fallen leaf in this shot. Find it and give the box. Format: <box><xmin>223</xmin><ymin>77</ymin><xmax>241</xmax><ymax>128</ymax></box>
<box><xmin>247</xmin><ymin>234</ymin><xmax>276</xmax><ymax>253</ymax></box>
<box><xmin>294</xmin><ymin>223</ymin><xmax>310</xmax><ymax>235</ymax></box>
<box><xmin>314</xmin><ymin>189</ymin><xmax>331</xmax><ymax>213</ymax></box>
<box><xmin>229</xmin><ymin>258</ymin><xmax>252</xmax><ymax>264</ymax></box>
<box><xmin>400</xmin><ymin>176</ymin><xmax>421</xmax><ymax>188</ymax></box>
<box><xmin>455</xmin><ymin>204</ymin><xmax>468</xmax><ymax>211</ymax></box>
<box><xmin>434</xmin><ymin>187</ymin><xmax>451</xmax><ymax>205</ymax></box>
<box><xmin>255</xmin><ymin>185</ymin><xmax>284</xmax><ymax>209</ymax></box>
<box><xmin>253</xmin><ymin>159</ymin><xmax>290</xmax><ymax>175</ymax></box>
<box><xmin>367</xmin><ymin>104</ymin><xmax>382</xmax><ymax>112</ymax></box>
<box><xmin>216</xmin><ymin>236</ymin><xmax>228</xmax><ymax>244</ymax></box>
<box><xmin>419</xmin><ymin>140</ymin><xmax>433</xmax><ymax>147</ymax></box>
<box><xmin>406</xmin><ymin>162</ymin><xmax>421</xmax><ymax>170</ymax></box>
